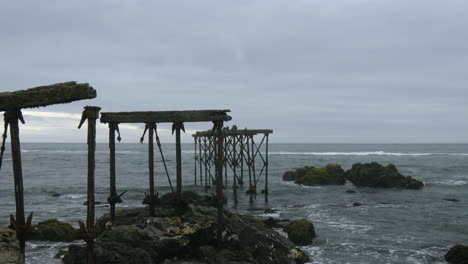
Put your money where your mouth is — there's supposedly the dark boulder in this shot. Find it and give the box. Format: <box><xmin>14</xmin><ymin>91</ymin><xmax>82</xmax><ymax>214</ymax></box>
<box><xmin>284</xmin><ymin>218</ymin><xmax>316</xmax><ymax>246</ymax></box>
<box><xmin>345</xmin><ymin>162</ymin><xmax>423</xmax><ymax>189</ymax></box>
<box><xmin>445</xmin><ymin>244</ymin><xmax>468</xmax><ymax>264</ymax></box>
<box><xmin>294</xmin><ymin>164</ymin><xmax>346</xmax><ymax>186</ymax></box>
<box><xmin>29</xmin><ymin>219</ymin><xmax>79</xmax><ymax>242</ymax></box>
<box><xmin>282</xmin><ymin>166</ymin><xmax>314</xmax><ymax>181</ymax></box>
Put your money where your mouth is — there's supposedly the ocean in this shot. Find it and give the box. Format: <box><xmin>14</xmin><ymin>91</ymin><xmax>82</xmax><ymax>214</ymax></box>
<box><xmin>0</xmin><ymin>143</ymin><xmax>467</xmax><ymax>264</ymax></box>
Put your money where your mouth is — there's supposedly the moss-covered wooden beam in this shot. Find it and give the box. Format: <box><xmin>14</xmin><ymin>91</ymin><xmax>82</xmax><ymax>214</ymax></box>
<box><xmin>100</xmin><ymin>110</ymin><xmax>232</xmax><ymax>124</ymax></box>
<box><xmin>0</xmin><ymin>81</ymin><xmax>96</xmax><ymax>111</ymax></box>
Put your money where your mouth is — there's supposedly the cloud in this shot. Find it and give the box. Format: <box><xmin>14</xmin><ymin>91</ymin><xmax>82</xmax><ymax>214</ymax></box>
<box><xmin>1</xmin><ymin>0</ymin><xmax>467</xmax><ymax>143</ymax></box>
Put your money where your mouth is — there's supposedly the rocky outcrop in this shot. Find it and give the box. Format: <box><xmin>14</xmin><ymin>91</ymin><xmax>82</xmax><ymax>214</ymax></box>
<box><xmin>284</xmin><ymin>219</ymin><xmax>316</xmax><ymax>246</ymax></box>
<box><xmin>29</xmin><ymin>219</ymin><xmax>79</xmax><ymax>242</ymax></box>
<box><xmin>0</xmin><ymin>226</ymin><xmax>23</xmax><ymax>264</ymax></box>
<box><xmin>283</xmin><ymin>164</ymin><xmax>346</xmax><ymax>186</ymax></box>
<box><xmin>345</xmin><ymin>162</ymin><xmax>423</xmax><ymax>189</ymax></box>
<box><xmin>445</xmin><ymin>245</ymin><xmax>468</xmax><ymax>264</ymax></box>
<box><xmin>61</xmin><ymin>191</ymin><xmax>309</xmax><ymax>264</ymax></box>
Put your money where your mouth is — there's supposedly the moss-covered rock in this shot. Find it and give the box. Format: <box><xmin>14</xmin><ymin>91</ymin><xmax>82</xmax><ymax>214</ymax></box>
<box><xmin>282</xmin><ymin>166</ymin><xmax>314</xmax><ymax>181</ymax></box>
<box><xmin>345</xmin><ymin>162</ymin><xmax>423</xmax><ymax>189</ymax></box>
<box><xmin>293</xmin><ymin>164</ymin><xmax>346</xmax><ymax>186</ymax></box>
<box><xmin>0</xmin><ymin>226</ymin><xmax>23</xmax><ymax>264</ymax></box>
<box><xmin>284</xmin><ymin>218</ymin><xmax>316</xmax><ymax>246</ymax></box>
<box><xmin>445</xmin><ymin>244</ymin><xmax>468</xmax><ymax>264</ymax></box>
<box><xmin>29</xmin><ymin>219</ymin><xmax>78</xmax><ymax>242</ymax></box>
<box><xmin>62</xmin><ymin>191</ymin><xmax>310</xmax><ymax>264</ymax></box>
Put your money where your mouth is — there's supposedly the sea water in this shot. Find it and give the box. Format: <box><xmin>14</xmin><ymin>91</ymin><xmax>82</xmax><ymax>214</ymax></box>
<box><xmin>0</xmin><ymin>143</ymin><xmax>467</xmax><ymax>264</ymax></box>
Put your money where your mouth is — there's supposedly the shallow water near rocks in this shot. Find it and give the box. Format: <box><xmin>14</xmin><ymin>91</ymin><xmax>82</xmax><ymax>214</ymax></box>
<box><xmin>0</xmin><ymin>143</ymin><xmax>467</xmax><ymax>264</ymax></box>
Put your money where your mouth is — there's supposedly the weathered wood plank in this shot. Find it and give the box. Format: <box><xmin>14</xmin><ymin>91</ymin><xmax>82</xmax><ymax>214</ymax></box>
<box><xmin>100</xmin><ymin>110</ymin><xmax>232</xmax><ymax>123</ymax></box>
<box><xmin>0</xmin><ymin>81</ymin><xmax>96</xmax><ymax>111</ymax></box>
<box><xmin>193</xmin><ymin>129</ymin><xmax>273</xmax><ymax>137</ymax></box>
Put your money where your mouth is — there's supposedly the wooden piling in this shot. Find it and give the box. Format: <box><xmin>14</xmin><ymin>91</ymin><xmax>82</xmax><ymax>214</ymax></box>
<box><xmin>78</xmin><ymin>106</ymin><xmax>101</xmax><ymax>264</ymax></box>
<box><xmin>108</xmin><ymin>123</ymin><xmax>117</xmax><ymax>221</ymax></box>
<box><xmin>214</xmin><ymin>122</ymin><xmax>224</xmax><ymax>244</ymax></box>
<box><xmin>174</xmin><ymin>122</ymin><xmax>184</xmax><ymax>199</ymax></box>
<box><xmin>147</xmin><ymin>123</ymin><xmax>156</xmax><ymax>215</ymax></box>
<box><xmin>5</xmin><ymin>110</ymin><xmax>27</xmax><ymax>257</ymax></box>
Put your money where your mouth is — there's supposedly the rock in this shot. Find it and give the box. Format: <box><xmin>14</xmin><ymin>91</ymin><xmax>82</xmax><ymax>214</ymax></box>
<box><xmin>51</xmin><ymin>192</ymin><xmax>61</xmax><ymax>197</ymax></box>
<box><xmin>353</xmin><ymin>202</ymin><xmax>362</xmax><ymax>207</ymax></box>
<box><xmin>445</xmin><ymin>244</ymin><xmax>468</xmax><ymax>264</ymax></box>
<box><xmin>282</xmin><ymin>166</ymin><xmax>314</xmax><ymax>181</ymax></box>
<box><xmin>294</xmin><ymin>164</ymin><xmax>346</xmax><ymax>186</ymax></box>
<box><xmin>443</xmin><ymin>198</ymin><xmax>460</xmax><ymax>202</ymax></box>
<box><xmin>284</xmin><ymin>218</ymin><xmax>316</xmax><ymax>246</ymax></box>
<box><xmin>0</xmin><ymin>226</ymin><xmax>23</xmax><ymax>264</ymax></box>
<box><xmin>63</xmin><ymin>191</ymin><xmax>309</xmax><ymax>264</ymax></box>
<box><xmin>263</xmin><ymin>218</ymin><xmax>291</xmax><ymax>229</ymax></box>
<box><xmin>29</xmin><ymin>219</ymin><xmax>79</xmax><ymax>242</ymax></box>
<box><xmin>346</xmin><ymin>190</ymin><xmax>356</xmax><ymax>193</ymax></box>
<box><xmin>345</xmin><ymin>162</ymin><xmax>424</xmax><ymax>189</ymax></box>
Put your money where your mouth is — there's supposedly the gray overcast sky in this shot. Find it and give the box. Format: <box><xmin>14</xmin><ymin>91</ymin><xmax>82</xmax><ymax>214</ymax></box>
<box><xmin>1</xmin><ymin>0</ymin><xmax>467</xmax><ymax>143</ymax></box>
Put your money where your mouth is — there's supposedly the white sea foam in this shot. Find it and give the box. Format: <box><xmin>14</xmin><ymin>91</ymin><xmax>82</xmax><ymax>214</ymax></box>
<box><xmin>432</xmin><ymin>180</ymin><xmax>467</xmax><ymax>186</ymax></box>
<box><xmin>183</xmin><ymin>149</ymin><xmax>468</xmax><ymax>156</ymax></box>
<box><xmin>62</xmin><ymin>193</ymin><xmax>86</xmax><ymax>199</ymax></box>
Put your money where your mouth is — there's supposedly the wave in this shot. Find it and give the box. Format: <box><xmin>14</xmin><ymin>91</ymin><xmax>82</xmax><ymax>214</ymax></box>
<box><xmin>268</xmin><ymin>151</ymin><xmax>468</xmax><ymax>156</ymax></box>
<box><xmin>21</xmin><ymin>149</ymin><xmax>139</xmax><ymax>154</ymax></box>
<box><xmin>432</xmin><ymin>180</ymin><xmax>467</xmax><ymax>186</ymax></box>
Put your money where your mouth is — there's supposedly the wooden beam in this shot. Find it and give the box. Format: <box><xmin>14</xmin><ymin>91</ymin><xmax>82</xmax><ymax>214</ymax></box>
<box><xmin>193</xmin><ymin>129</ymin><xmax>273</xmax><ymax>137</ymax></box>
<box><xmin>100</xmin><ymin>110</ymin><xmax>232</xmax><ymax>124</ymax></box>
<box><xmin>0</xmin><ymin>82</ymin><xmax>96</xmax><ymax>111</ymax></box>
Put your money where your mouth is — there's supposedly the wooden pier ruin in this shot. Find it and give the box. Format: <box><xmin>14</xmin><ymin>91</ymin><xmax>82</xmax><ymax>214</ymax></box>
<box><xmin>100</xmin><ymin>110</ymin><xmax>232</xmax><ymax>242</ymax></box>
<box><xmin>192</xmin><ymin>127</ymin><xmax>273</xmax><ymax>204</ymax></box>
<box><xmin>0</xmin><ymin>82</ymin><xmax>96</xmax><ymax>260</ymax></box>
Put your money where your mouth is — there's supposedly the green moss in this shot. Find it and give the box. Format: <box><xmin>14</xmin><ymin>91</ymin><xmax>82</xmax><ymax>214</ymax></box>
<box><xmin>285</xmin><ymin>219</ymin><xmax>315</xmax><ymax>245</ymax></box>
<box><xmin>295</xmin><ymin>164</ymin><xmax>345</xmax><ymax>186</ymax></box>
<box><xmin>33</xmin><ymin>219</ymin><xmax>78</xmax><ymax>242</ymax></box>
<box><xmin>237</xmin><ymin>214</ymin><xmax>266</xmax><ymax>226</ymax></box>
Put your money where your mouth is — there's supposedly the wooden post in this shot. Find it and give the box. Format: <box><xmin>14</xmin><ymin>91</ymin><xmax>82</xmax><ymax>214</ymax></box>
<box><xmin>213</xmin><ymin>121</ymin><xmax>224</xmax><ymax>244</ymax></box>
<box><xmin>264</xmin><ymin>134</ymin><xmax>269</xmax><ymax>203</ymax></box>
<box><xmin>78</xmin><ymin>106</ymin><xmax>101</xmax><ymax>264</ymax></box>
<box><xmin>108</xmin><ymin>123</ymin><xmax>117</xmax><ymax>221</ymax></box>
<box><xmin>194</xmin><ymin>136</ymin><xmax>197</xmax><ymax>185</ymax></box>
<box><xmin>147</xmin><ymin>123</ymin><xmax>156</xmax><ymax>215</ymax></box>
<box><xmin>198</xmin><ymin>137</ymin><xmax>203</xmax><ymax>186</ymax></box>
<box><xmin>4</xmin><ymin>110</ymin><xmax>27</xmax><ymax>257</ymax></box>
<box><xmin>173</xmin><ymin>122</ymin><xmax>184</xmax><ymax>199</ymax></box>
<box><xmin>232</xmin><ymin>135</ymin><xmax>238</xmax><ymax>206</ymax></box>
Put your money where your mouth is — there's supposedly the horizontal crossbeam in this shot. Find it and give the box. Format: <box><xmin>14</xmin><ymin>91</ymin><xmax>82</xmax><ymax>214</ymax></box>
<box><xmin>0</xmin><ymin>82</ymin><xmax>96</xmax><ymax>111</ymax></box>
<box><xmin>100</xmin><ymin>110</ymin><xmax>231</xmax><ymax>124</ymax></box>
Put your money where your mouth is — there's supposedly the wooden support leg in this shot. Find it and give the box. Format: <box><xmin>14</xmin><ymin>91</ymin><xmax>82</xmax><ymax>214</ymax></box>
<box><xmin>108</xmin><ymin>123</ymin><xmax>117</xmax><ymax>221</ymax></box>
<box><xmin>213</xmin><ymin>121</ymin><xmax>224</xmax><ymax>245</ymax></box>
<box><xmin>147</xmin><ymin>123</ymin><xmax>157</xmax><ymax>215</ymax></box>
<box><xmin>173</xmin><ymin>122</ymin><xmax>184</xmax><ymax>200</ymax></box>
<box><xmin>78</xmin><ymin>106</ymin><xmax>101</xmax><ymax>264</ymax></box>
<box><xmin>4</xmin><ymin>110</ymin><xmax>29</xmax><ymax>258</ymax></box>
<box><xmin>264</xmin><ymin>134</ymin><xmax>269</xmax><ymax>203</ymax></box>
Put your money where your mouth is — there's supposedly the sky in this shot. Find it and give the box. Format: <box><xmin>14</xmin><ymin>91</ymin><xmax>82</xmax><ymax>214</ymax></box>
<box><xmin>0</xmin><ymin>0</ymin><xmax>467</xmax><ymax>143</ymax></box>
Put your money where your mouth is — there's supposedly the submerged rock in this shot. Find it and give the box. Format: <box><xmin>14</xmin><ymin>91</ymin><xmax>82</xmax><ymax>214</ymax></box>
<box><xmin>445</xmin><ymin>244</ymin><xmax>468</xmax><ymax>264</ymax></box>
<box><xmin>62</xmin><ymin>191</ymin><xmax>309</xmax><ymax>264</ymax></box>
<box><xmin>283</xmin><ymin>164</ymin><xmax>346</xmax><ymax>186</ymax></box>
<box><xmin>29</xmin><ymin>219</ymin><xmax>79</xmax><ymax>242</ymax></box>
<box><xmin>0</xmin><ymin>226</ymin><xmax>23</xmax><ymax>264</ymax></box>
<box><xmin>345</xmin><ymin>162</ymin><xmax>423</xmax><ymax>189</ymax></box>
<box><xmin>284</xmin><ymin>218</ymin><xmax>316</xmax><ymax>246</ymax></box>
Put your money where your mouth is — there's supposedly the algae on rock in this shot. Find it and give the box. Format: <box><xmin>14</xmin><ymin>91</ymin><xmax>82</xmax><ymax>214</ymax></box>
<box><xmin>284</xmin><ymin>219</ymin><xmax>316</xmax><ymax>246</ymax></box>
<box><xmin>345</xmin><ymin>162</ymin><xmax>423</xmax><ymax>189</ymax></box>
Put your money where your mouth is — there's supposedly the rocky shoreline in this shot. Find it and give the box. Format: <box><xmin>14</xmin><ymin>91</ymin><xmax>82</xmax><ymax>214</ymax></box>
<box><xmin>56</xmin><ymin>191</ymin><xmax>309</xmax><ymax>264</ymax></box>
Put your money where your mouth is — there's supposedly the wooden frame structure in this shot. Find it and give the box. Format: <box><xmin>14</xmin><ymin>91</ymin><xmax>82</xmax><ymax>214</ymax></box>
<box><xmin>0</xmin><ymin>82</ymin><xmax>96</xmax><ymax>261</ymax></box>
<box><xmin>192</xmin><ymin>127</ymin><xmax>273</xmax><ymax>204</ymax></box>
<box><xmin>100</xmin><ymin>110</ymin><xmax>231</xmax><ymax>241</ymax></box>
